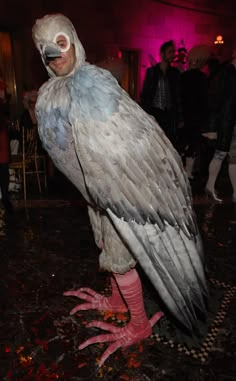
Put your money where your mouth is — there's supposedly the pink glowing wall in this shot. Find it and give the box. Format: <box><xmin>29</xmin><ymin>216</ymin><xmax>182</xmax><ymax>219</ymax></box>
<box><xmin>105</xmin><ymin>0</ymin><xmax>234</xmax><ymax>94</ymax></box>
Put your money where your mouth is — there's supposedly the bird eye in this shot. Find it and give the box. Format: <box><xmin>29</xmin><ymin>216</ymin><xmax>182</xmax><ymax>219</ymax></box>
<box><xmin>54</xmin><ymin>33</ymin><xmax>70</xmax><ymax>53</ymax></box>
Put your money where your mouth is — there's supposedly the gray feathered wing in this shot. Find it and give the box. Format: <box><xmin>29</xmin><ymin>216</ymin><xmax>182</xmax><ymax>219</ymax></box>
<box><xmin>68</xmin><ymin>65</ymin><xmax>208</xmax><ymax>333</ymax></box>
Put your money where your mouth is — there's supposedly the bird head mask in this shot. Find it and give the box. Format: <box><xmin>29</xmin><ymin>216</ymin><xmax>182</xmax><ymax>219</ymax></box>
<box><xmin>32</xmin><ymin>14</ymin><xmax>86</xmax><ymax>77</ymax></box>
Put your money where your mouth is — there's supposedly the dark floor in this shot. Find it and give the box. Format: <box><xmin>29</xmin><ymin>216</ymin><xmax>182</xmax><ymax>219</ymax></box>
<box><xmin>0</xmin><ymin>175</ymin><xmax>236</xmax><ymax>381</ymax></box>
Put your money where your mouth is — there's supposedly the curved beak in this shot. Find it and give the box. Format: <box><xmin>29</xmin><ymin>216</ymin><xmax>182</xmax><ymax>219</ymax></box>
<box><xmin>43</xmin><ymin>43</ymin><xmax>61</xmax><ymax>64</ymax></box>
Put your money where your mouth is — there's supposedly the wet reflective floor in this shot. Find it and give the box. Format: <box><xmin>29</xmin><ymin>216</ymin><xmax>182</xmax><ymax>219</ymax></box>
<box><xmin>0</xmin><ymin>178</ymin><xmax>236</xmax><ymax>380</ymax></box>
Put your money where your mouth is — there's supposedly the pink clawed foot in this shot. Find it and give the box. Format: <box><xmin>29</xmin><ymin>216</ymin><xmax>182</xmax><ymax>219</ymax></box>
<box><xmin>79</xmin><ymin>311</ymin><xmax>164</xmax><ymax>367</ymax></box>
<box><xmin>63</xmin><ymin>287</ymin><xmax>128</xmax><ymax>315</ymax></box>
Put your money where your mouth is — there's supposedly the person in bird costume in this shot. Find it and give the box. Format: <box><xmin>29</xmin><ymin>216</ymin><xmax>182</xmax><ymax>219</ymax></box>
<box><xmin>32</xmin><ymin>14</ymin><xmax>208</xmax><ymax>367</ymax></box>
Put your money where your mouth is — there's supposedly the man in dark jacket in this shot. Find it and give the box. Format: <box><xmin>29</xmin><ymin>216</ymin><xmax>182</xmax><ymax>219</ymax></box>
<box><xmin>205</xmin><ymin>47</ymin><xmax>236</xmax><ymax>202</ymax></box>
<box><xmin>140</xmin><ymin>40</ymin><xmax>182</xmax><ymax>148</ymax></box>
<box><xmin>181</xmin><ymin>45</ymin><xmax>209</xmax><ymax>180</ymax></box>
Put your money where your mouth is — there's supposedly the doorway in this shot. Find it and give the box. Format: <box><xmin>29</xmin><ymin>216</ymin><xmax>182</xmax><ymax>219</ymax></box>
<box><xmin>120</xmin><ymin>48</ymin><xmax>140</xmax><ymax>101</ymax></box>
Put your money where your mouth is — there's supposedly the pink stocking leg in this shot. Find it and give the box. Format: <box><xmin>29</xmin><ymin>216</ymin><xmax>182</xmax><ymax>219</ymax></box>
<box><xmin>114</xmin><ymin>269</ymin><xmax>153</xmax><ymax>334</ymax></box>
<box><xmin>108</xmin><ymin>276</ymin><xmax>128</xmax><ymax>312</ymax></box>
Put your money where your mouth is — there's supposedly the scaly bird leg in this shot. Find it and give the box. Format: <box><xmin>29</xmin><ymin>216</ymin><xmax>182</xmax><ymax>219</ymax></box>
<box><xmin>78</xmin><ymin>268</ymin><xmax>164</xmax><ymax>367</ymax></box>
<box><xmin>64</xmin><ymin>276</ymin><xmax>128</xmax><ymax>314</ymax></box>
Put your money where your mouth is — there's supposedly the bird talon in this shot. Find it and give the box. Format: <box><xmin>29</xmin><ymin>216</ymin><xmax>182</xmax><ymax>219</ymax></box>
<box><xmin>78</xmin><ymin>311</ymin><xmax>163</xmax><ymax>366</ymax></box>
<box><xmin>64</xmin><ymin>286</ymin><xmax>127</xmax><ymax>313</ymax></box>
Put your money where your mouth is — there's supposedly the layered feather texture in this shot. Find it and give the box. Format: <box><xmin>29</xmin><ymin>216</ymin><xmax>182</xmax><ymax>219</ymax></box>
<box><xmin>36</xmin><ymin>64</ymin><xmax>208</xmax><ymax>333</ymax></box>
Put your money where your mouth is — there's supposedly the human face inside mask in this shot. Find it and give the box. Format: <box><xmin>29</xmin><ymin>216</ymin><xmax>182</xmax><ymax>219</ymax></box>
<box><xmin>48</xmin><ymin>34</ymin><xmax>76</xmax><ymax>76</ymax></box>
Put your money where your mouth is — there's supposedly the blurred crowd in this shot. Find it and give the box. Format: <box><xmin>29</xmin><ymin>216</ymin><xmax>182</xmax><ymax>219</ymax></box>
<box><xmin>140</xmin><ymin>41</ymin><xmax>236</xmax><ymax>202</ymax></box>
<box><xmin>0</xmin><ymin>82</ymin><xmax>39</xmax><ymax>213</ymax></box>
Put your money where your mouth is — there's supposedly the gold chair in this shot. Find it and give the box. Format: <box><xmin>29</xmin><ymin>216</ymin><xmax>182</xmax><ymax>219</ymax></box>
<box><xmin>10</xmin><ymin>123</ymin><xmax>47</xmax><ymax>200</ymax></box>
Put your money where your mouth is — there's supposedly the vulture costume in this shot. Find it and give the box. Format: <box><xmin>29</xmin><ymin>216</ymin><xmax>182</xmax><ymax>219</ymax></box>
<box><xmin>33</xmin><ymin>14</ymin><xmax>208</xmax><ymax>367</ymax></box>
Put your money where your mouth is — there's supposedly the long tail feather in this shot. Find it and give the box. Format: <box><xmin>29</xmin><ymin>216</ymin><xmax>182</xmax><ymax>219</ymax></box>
<box><xmin>108</xmin><ymin>209</ymin><xmax>208</xmax><ymax>333</ymax></box>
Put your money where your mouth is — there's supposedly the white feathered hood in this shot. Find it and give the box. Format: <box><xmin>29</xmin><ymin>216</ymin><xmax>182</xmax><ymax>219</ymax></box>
<box><xmin>32</xmin><ymin>13</ymin><xmax>86</xmax><ymax>77</ymax></box>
